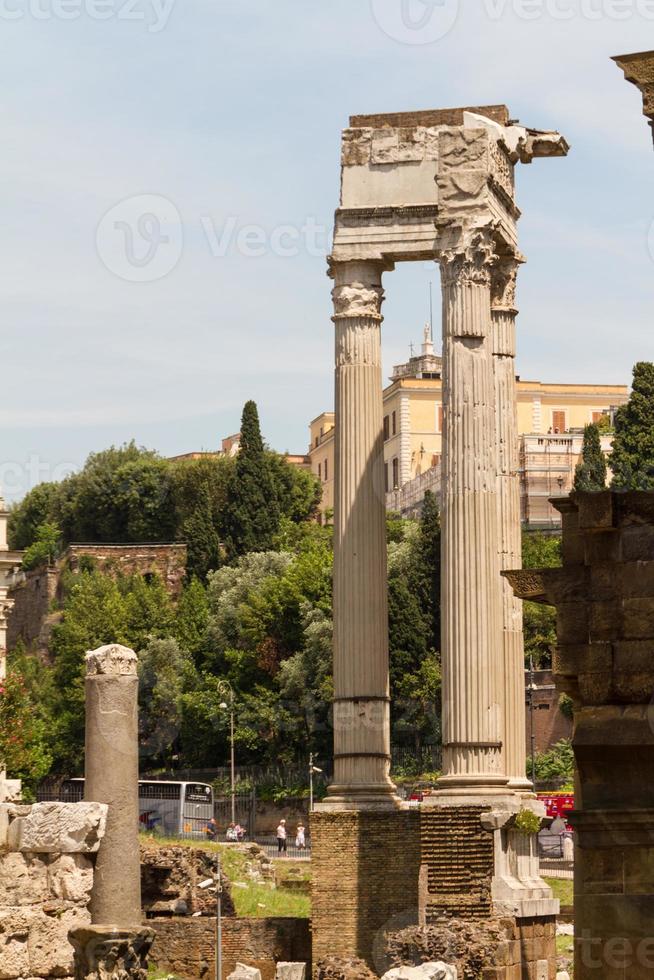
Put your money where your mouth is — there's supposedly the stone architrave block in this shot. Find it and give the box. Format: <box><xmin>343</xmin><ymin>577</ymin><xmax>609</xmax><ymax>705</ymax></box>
<box><xmin>276</xmin><ymin>963</ymin><xmax>307</xmax><ymax>980</ymax></box>
<box><xmin>229</xmin><ymin>965</ymin><xmax>263</xmax><ymax>980</ymax></box>
<box><xmin>8</xmin><ymin>802</ymin><xmax>108</xmax><ymax>854</ymax></box>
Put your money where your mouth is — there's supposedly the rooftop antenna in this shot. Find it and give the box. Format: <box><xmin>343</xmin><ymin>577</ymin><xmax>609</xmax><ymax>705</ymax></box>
<box><xmin>429</xmin><ymin>281</ymin><xmax>434</xmax><ymax>342</ymax></box>
<box><xmin>409</xmin><ymin>341</ymin><xmax>415</xmax><ymax>357</ymax></box>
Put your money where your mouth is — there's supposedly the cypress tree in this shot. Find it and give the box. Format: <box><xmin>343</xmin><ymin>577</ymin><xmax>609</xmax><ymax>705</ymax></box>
<box><xmin>410</xmin><ymin>490</ymin><xmax>441</xmax><ymax>653</ymax></box>
<box><xmin>224</xmin><ymin>401</ymin><xmax>280</xmax><ymax>557</ymax></box>
<box><xmin>574</xmin><ymin>423</ymin><xmax>607</xmax><ymax>492</ymax></box>
<box><xmin>611</xmin><ymin>362</ymin><xmax>654</xmax><ymax>490</ymax></box>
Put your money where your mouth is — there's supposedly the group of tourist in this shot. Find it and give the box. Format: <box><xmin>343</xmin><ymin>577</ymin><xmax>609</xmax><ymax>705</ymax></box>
<box><xmin>276</xmin><ymin>818</ymin><xmax>306</xmax><ymax>853</ymax></box>
<box><xmin>203</xmin><ymin>815</ymin><xmax>308</xmax><ymax>853</ymax></box>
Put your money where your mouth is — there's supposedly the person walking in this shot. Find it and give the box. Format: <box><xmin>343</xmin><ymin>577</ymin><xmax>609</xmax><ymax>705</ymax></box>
<box><xmin>295</xmin><ymin>823</ymin><xmax>306</xmax><ymax>850</ymax></box>
<box><xmin>276</xmin><ymin>819</ymin><xmax>287</xmax><ymax>855</ymax></box>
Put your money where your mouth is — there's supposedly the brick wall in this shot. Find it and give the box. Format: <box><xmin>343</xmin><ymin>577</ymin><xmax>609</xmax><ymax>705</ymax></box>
<box><xmin>6</xmin><ymin>566</ymin><xmax>58</xmax><ymax>654</ymax></box>
<box><xmin>66</xmin><ymin>543</ymin><xmax>187</xmax><ymax>597</ymax></box>
<box><xmin>526</xmin><ymin>670</ymin><xmax>573</xmax><ymax>755</ymax></box>
<box><xmin>311</xmin><ymin>809</ymin><xmax>421</xmax><ymax>970</ymax></box>
<box><xmin>149</xmin><ymin>916</ymin><xmax>311</xmax><ymax>980</ymax></box>
<box><xmin>420</xmin><ymin>805</ymin><xmax>494</xmax><ymax>921</ymax></box>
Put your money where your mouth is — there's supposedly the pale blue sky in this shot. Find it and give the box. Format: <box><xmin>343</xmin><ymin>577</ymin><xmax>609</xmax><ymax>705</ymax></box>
<box><xmin>0</xmin><ymin>0</ymin><xmax>652</xmax><ymax>500</ymax></box>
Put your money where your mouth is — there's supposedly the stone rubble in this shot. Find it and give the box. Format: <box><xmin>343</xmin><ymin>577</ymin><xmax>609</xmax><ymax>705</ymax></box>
<box><xmin>382</xmin><ymin>964</ymin><xmax>457</xmax><ymax>980</ymax></box>
<box><xmin>276</xmin><ymin>963</ymin><xmax>307</xmax><ymax>980</ymax></box>
<box><xmin>228</xmin><ymin>964</ymin><xmax>263</xmax><ymax>980</ymax></box>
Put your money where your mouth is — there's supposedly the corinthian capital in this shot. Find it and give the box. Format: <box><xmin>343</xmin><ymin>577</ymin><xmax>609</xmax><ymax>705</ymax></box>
<box><xmin>329</xmin><ymin>259</ymin><xmax>386</xmax><ymax>321</ymax></box>
<box><xmin>332</xmin><ymin>281</ymin><xmax>385</xmax><ymax>320</ymax></box>
<box><xmin>490</xmin><ymin>252</ymin><xmax>524</xmax><ymax>311</ymax></box>
<box><xmin>439</xmin><ymin>228</ymin><xmax>497</xmax><ymax>289</ymax></box>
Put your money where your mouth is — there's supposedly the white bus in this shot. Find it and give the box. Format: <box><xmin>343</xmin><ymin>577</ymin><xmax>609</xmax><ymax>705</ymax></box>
<box><xmin>59</xmin><ymin>779</ymin><xmax>214</xmax><ymax>840</ymax></box>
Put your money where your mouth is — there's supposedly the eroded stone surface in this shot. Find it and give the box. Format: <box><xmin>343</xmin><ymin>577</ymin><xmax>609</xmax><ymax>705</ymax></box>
<box><xmin>7</xmin><ymin>803</ymin><xmax>107</xmax><ymax>855</ymax></box>
<box><xmin>276</xmin><ymin>963</ymin><xmax>307</xmax><ymax>980</ymax></box>
<box><xmin>382</xmin><ymin>965</ymin><xmax>457</xmax><ymax>980</ymax></box>
<box><xmin>69</xmin><ymin>925</ymin><xmax>154</xmax><ymax>980</ymax></box>
<box><xmin>85</xmin><ymin>643</ymin><xmax>137</xmax><ymax>676</ymax></box>
<box><xmin>228</xmin><ymin>965</ymin><xmax>263</xmax><ymax>980</ymax></box>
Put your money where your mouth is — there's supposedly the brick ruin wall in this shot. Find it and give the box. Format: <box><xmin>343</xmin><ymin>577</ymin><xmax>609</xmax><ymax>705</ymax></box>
<box><xmin>311</xmin><ymin>810</ymin><xmax>421</xmax><ymax>970</ymax></box>
<box><xmin>420</xmin><ymin>805</ymin><xmax>494</xmax><ymax>922</ymax></box>
<box><xmin>149</xmin><ymin>916</ymin><xmax>312</xmax><ymax>980</ymax></box>
<box><xmin>7</xmin><ymin>542</ymin><xmax>187</xmax><ymax>655</ymax></box>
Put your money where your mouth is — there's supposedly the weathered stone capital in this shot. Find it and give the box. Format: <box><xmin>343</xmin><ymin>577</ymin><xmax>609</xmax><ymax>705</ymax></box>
<box><xmin>439</xmin><ymin>228</ymin><xmax>497</xmax><ymax>289</ymax></box>
<box><xmin>69</xmin><ymin>926</ymin><xmax>155</xmax><ymax>980</ymax></box>
<box><xmin>86</xmin><ymin>644</ymin><xmax>137</xmax><ymax>677</ymax></box>
<box><xmin>329</xmin><ymin>259</ymin><xmax>387</xmax><ymax>322</ymax></box>
<box><xmin>490</xmin><ymin>252</ymin><xmax>525</xmax><ymax>311</ymax></box>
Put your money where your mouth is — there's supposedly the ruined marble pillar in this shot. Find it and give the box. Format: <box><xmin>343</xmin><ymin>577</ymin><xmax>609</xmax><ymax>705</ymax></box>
<box><xmin>322</xmin><ymin>258</ymin><xmax>399</xmax><ymax>809</ymax></box>
<box><xmin>437</xmin><ymin>229</ymin><xmax>508</xmax><ymax>794</ymax></box>
<box><xmin>70</xmin><ymin>643</ymin><xmax>153</xmax><ymax>978</ymax></box>
<box><xmin>491</xmin><ymin>253</ymin><xmax>530</xmax><ymax>792</ymax></box>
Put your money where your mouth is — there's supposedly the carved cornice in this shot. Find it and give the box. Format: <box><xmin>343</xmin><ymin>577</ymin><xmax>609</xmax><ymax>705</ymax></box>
<box><xmin>439</xmin><ymin>228</ymin><xmax>497</xmax><ymax>288</ymax></box>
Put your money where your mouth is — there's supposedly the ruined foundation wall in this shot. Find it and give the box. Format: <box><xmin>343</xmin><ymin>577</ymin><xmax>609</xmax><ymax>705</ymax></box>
<box><xmin>149</xmin><ymin>916</ymin><xmax>312</xmax><ymax>980</ymax></box>
<box><xmin>311</xmin><ymin>810</ymin><xmax>421</xmax><ymax>970</ymax></box>
<box><xmin>0</xmin><ymin>801</ymin><xmax>106</xmax><ymax>980</ymax></box>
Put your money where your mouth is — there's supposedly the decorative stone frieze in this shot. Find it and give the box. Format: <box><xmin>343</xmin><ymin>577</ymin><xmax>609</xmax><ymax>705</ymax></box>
<box><xmin>613</xmin><ymin>50</ymin><xmax>654</xmax><ymax>147</ymax></box>
<box><xmin>6</xmin><ymin>802</ymin><xmax>107</xmax><ymax>855</ymax></box>
<box><xmin>68</xmin><ymin>925</ymin><xmax>154</xmax><ymax>980</ymax></box>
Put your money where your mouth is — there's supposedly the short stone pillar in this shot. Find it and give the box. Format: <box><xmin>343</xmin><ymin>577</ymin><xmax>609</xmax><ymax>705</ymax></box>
<box><xmin>70</xmin><ymin>643</ymin><xmax>154</xmax><ymax>979</ymax></box>
<box><xmin>505</xmin><ymin>491</ymin><xmax>654</xmax><ymax>980</ymax></box>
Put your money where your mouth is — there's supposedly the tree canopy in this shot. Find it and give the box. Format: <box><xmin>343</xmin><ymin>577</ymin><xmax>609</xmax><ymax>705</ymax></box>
<box><xmin>611</xmin><ymin>361</ymin><xmax>654</xmax><ymax>490</ymax></box>
<box><xmin>574</xmin><ymin>423</ymin><xmax>607</xmax><ymax>492</ymax></box>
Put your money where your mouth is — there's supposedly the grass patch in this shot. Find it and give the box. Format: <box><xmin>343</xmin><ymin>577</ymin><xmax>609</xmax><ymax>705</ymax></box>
<box><xmin>140</xmin><ymin>833</ymin><xmax>310</xmax><ymax>919</ymax></box>
<box><xmin>544</xmin><ymin>876</ymin><xmax>573</xmax><ymax>906</ymax></box>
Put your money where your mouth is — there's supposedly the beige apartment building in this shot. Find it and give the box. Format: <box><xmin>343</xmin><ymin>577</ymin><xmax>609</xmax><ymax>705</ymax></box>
<box><xmin>308</xmin><ymin>332</ymin><xmax>629</xmax><ymax>527</ymax></box>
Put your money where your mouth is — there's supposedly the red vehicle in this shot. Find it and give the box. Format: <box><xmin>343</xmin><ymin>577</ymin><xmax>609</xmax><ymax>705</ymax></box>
<box><xmin>537</xmin><ymin>793</ymin><xmax>575</xmax><ymax>832</ymax></box>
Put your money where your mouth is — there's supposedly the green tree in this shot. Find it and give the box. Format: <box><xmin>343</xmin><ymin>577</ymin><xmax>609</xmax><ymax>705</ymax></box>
<box><xmin>411</xmin><ymin>491</ymin><xmax>441</xmax><ymax>653</ymax></box>
<box><xmin>138</xmin><ymin>637</ymin><xmax>199</xmax><ymax>769</ymax></box>
<box><xmin>175</xmin><ymin>578</ymin><xmax>210</xmax><ymax>662</ymax></box>
<box><xmin>0</xmin><ymin>668</ymin><xmax>53</xmax><ymax>800</ymax></box>
<box><xmin>522</xmin><ymin>531</ymin><xmax>561</xmax><ymax>669</ymax></box>
<box><xmin>223</xmin><ymin>402</ymin><xmax>280</xmax><ymax>557</ymax></box>
<box><xmin>531</xmin><ymin>738</ymin><xmax>574</xmax><ymax>785</ymax></box>
<box><xmin>267</xmin><ymin>453</ymin><xmax>322</xmax><ymax>524</ymax></box>
<box><xmin>8</xmin><ymin>483</ymin><xmax>61</xmax><ymax>550</ymax></box>
<box><xmin>574</xmin><ymin>423</ymin><xmax>607</xmax><ymax>492</ymax></box>
<box><xmin>182</xmin><ymin>485</ymin><xmax>222</xmax><ymax>580</ymax></box>
<box><xmin>22</xmin><ymin>522</ymin><xmax>62</xmax><ymax>571</ymax></box>
<box><xmin>611</xmin><ymin>362</ymin><xmax>654</xmax><ymax>490</ymax></box>
<box><xmin>122</xmin><ymin>573</ymin><xmax>174</xmax><ymax>651</ymax></box>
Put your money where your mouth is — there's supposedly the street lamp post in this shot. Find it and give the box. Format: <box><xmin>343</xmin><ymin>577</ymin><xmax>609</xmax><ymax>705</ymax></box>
<box><xmin>218</xmin><ymin>681</ymin><xmax>236</xmax><ymax>827</ymax></box>
<box><xmin>309</xmin><ymin>753</ymin><xmax>323</xmax><ymax>813</ymax></box>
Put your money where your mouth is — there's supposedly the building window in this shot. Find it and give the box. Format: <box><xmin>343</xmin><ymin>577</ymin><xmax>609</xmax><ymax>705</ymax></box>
<box><xmin>552</xmin><ymin>411</ymin><xmax>566</xmax><ymax>434</ymax></box>
<box><xmin>318</xmin><ymin>463</ymin><xmax>322</xmax><ymax>480</ymax></box>
<box><xmin>392</xmin><ymin>457</ymin><xmax>399</xmax><ymax>490</ymax></box>
<box><xmin>315</xmin><ymin>436</ymin><xmax>319</xmax><ymax>448</ymax></box>
<box><xmin>392</xmin><ymin>411</ymin><xmax>397</xmax><ymax>436</ymax></box>
<box><xmin>383</xmin><ymin>415</ymin><xmax>390</xmax><ymax>441</ymax></box>
<box><xmin>324</xmin><ymin>459</ymin><xmax>328</xmax><ymax>481</ymax></box>
<box><xmin>592</xmin><ymin>412</ymin><xmax>605</xmax><ymax>424</ymax></box>
<box><xmin>385</xmin><ymin>463</ymin><xmax>389</xmax><ymax>494</ymax></box>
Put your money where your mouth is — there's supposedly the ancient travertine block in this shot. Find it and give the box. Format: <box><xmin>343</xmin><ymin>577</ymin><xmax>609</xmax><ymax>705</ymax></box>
<box><xmin>0</xmin><ymin>853</ymin><xmax>49</xmax><ymax>907</ymax></box>
<box><xmin>229</xmin><ymin>965</ymin><xmax>263</xmax><ymax>980</ymax></box>
<box><xmin>48</xmin><ymin>853</ymin><xmax>94</xmax><ymax>903</ymax></box>
<box><xmin>27</xmin><ymin>905</ymin><xmax>90</xmax><ymax>977</ymax></box>
<box><xmin>0</xmin><ymin>907</ymin><xmax>32</xmax><ymax>979</ymax></box>
<box><xmin>276</xmin><ymin>963</ymin><xmax>307</xmax><ymax>980</ymax></box>
<box><xmin>7</xmin><ymin>802</ymin><xmax>108</xmax><ymax>854</ymax></box>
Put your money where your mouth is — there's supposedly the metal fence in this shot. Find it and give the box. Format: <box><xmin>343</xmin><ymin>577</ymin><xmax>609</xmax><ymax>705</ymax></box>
<box><xmin>256</xmin><ymin>834</ymin><xmax>311</xmax><ymax>860</ymax></box>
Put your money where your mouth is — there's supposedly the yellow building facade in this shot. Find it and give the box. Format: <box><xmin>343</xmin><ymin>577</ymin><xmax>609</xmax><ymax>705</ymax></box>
<box><xmin>308</xmin><ymin>341</ymin><xmax>629</xmax><ymax>525</ymax></box>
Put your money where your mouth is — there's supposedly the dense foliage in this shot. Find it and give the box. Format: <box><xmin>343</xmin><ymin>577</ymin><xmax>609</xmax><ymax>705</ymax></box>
<box><xmin>611</xmin><ymin>361</ymin><xmax>654</xmax><ymax>490</ymax></box>
<box><xmin>522</xmin><ymin>532</ymin><xmax>561</xmax><ymax>670</ymax></box>
<box><xmin>574</xmin><ymin>423</ymin><xmax>607</xmax><ymax>492</ymax></box>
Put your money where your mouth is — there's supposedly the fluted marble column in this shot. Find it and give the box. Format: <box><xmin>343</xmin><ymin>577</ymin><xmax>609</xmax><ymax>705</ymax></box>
<box><xmin>492</xmin><ymin>254</ymin><xmax>531</xmax><ymax>792</ymax></box>
<box><xmin>323</xmin><ymin>259</ymin><xmax>399</xmax><ymax>809</ymax></box>
<box><xmin>437</xmin><ymin>230</ymin><xmax>508</xmax><ymax>794</ymax></box>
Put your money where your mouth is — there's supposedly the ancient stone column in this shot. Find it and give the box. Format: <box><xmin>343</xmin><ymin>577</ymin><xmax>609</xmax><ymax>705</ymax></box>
<box><xmin>437</xmin><ymin>229</ymin><xmax>508</xmax><ymax>794</ymax></box>
<box><xmin>70</xmin><ymin>643</ymin><xmax>153</xmax><ymax>979</ymax></box>
<box><xmin>323</xmin><ymin>258</ymin><xmax>399</xmax><ymax>809</ymax></box>
<box><xmin>491</xmin><ymin>253</ymin><xmax>531</xmax><ymax>792</ymax></box>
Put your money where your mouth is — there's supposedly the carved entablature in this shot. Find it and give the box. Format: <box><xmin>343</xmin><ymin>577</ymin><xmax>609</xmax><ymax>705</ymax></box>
<box><xmin>490</xmin><ymin>252</ymin><xmax>525</xmax><ymax>310</ymax></box>
<box><xmin>489</xmin><ymin>139</ymin><xmax>516</xmax><ymax>206</ymax></box>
